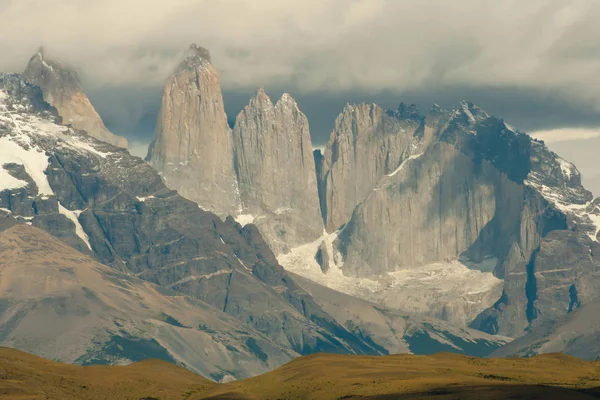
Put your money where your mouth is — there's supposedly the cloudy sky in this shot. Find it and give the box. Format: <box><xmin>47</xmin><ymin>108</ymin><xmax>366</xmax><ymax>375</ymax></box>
<box><xmin>2</xmin><ymin>0</ymin><xmax>600</xmax><ymax>191</ymax></box>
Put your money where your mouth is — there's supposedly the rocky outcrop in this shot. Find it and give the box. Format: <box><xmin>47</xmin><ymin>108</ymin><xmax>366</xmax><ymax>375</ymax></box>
<box><xmin>324</xmin><ymin>101</ymin><xmax>600</xmax><ymax>337</ymax></box>
<box><xmin>0</xmin><ymin>224</ymin><xmax>295</xmax><ymax>380</ymax></box>
<box><xmin>0</xmin><ymin>73</ymin><xmax>386</xmax><ymax>373</ymax></box>
<box><xmin>491</xmin><ymin>282</ymin><xmax>600</xmax><ymax>360</ymax></box>
<box><xmin>232</xmin><ymin>89</ymin><xmax>323</xmax><ymax>254</ymax></box>
<box><xmin>23</xmin><ymin>48</ymin><xmax>128</xmax><ymax>148</ymax></box>
<box><xmin>315</xmin><ymin>241</ymin><xmax>331</xmax><ymax>274</ymax></box>
<box><xmin>318</xmin><ymin>103</ymin><xmax>421</xmax><ymax>231</ymax></box>
<box><xmin>147</xmin><ymin>44</ymin><xmax>240</xmax><ymax>217</ymax></box>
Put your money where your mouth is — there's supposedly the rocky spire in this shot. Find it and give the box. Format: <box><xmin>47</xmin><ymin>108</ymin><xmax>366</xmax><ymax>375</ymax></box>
<box><xmin>147</xmin><ymin>44</ymin><xmax>241</xmax><ymax>217</ymax></box>
<box><xmin>23</xmin><ymin>48</ymin><xmax>128</xmax><ymax>148</ymax></box>
<box><xmin>232</xmin><ymin>88</ymin><xmax>323</xmax><ymax>254</ymax></box>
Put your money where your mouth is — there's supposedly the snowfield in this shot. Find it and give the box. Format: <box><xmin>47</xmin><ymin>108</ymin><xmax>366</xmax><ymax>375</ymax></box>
<box><xmin>278</xmin><ymin>231</ymin><xmax>503</xmax><ymax>327</ymax></box>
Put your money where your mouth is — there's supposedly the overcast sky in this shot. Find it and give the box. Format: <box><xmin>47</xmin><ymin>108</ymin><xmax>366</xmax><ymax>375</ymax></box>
<box><xmin>2</xmin><ymin>0</ymin><xmax>600</xmax><ymax>191</ymax></box>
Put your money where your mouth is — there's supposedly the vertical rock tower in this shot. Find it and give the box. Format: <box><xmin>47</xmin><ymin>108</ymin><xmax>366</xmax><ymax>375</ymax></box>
<box><xmin>23</xmin><ymin>47</ymin><xmax>128</xmax><ymax>148</ymax></box>
<box><xmin>232</xmin><ymin>88</ymin><xmax>323</xmax><ymax>254</ymax></box>
<box><xmin>148</xmin><ymin>44</ymin><xmax>240</xmax><ymax>217</ymax></box>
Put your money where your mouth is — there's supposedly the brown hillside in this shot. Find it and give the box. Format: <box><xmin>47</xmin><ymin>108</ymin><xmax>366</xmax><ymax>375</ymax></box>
<box><xmin>0</xmin><ymin>347</ymin><xmax>212</xmax><ymax>399</ymax></box>
<box><xmin>198</xmin><ymin>352</ymin><xmax>600</xmax><ymax>400</ymax></box>
<box><xmin>3</xmin><ymin>347</ymin><xmax>600</xmax><ymax>399</ymax></box>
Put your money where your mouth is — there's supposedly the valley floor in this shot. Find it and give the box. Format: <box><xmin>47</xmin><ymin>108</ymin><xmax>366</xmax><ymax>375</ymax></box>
<box><xmin>2</xmin><ymin>347</ymin><xmax>600</xmax><ymax>400</ymax></box>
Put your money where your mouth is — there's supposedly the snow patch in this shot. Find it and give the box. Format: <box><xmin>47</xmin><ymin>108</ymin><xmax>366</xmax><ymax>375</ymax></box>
<box><xmin>557</xmin><ymin>157</ymin><xmax>576</xmax><ymax>180</ymax></box>
<box><xmin>279</xmin><ymin>232</ymin><xmax>503</xmax><ymax>326</ymax></box>
<box><xmin>235</xmin><ymin>214</ymin><xmax>255</xmax><ymax>226</ymax></box>
<box><xmin>136</xmin><ymin>195</ymin><xmax>156</xmax><ymax>202</ymax></box>
<box><xmin>525</xmin><ymin>168</ymin><xmax>600</xmax><ymax>242</ymax></box>
<box><xmin>0</xmin><ymin>136</ymin><xmax>53</xmax><ymax>196</ymax></box>
<box><xmin>0</xmin><ymin>164</ymin><xmax>28</xmax><ymax>192</ymax></box>
<box><xmin>386</xmin><ymin>153</ymin><xmax>424</xmax><ymax>177</ymax></box>
<box><xmin>234</xmin><ymin>255</ymin><xmax>250</xmax><ymax>271</ymax></box>
<box><xmin>58</xmin><ymin>203</ymin><xmax>91</xmax><ymax>251</ymax></box>
<box><xmin>460</xmin><ymin>101</ymin><xmax>476</xmax><ymax>123</ymax></box>
<box><xmin>274</xmin><ymin>207</ymin><xmax>292</xmax><ymax>215</ymax></box>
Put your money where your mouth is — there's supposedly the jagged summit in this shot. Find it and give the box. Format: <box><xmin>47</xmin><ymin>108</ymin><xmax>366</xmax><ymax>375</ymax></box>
<box><xmin>174</xmin><ymin>43</ymin><xmax>213</xmax><ymax>74</ymax></box>
<box><xmin>25</xmin><ymin>48</ymin><xmax>80</xmax><ymax>92</ymax></box>
<box><xmin>22</xmin><ymin>47</ymin><xmax>128</xmax><ymax>148</ymax></box>
<box><xmin>188</xmin><ymin>43</ymin><xmax>211</xmax><ymax>61</ymax></box>
<box><xmin>278</xmin><ymin>92</ymin><xmax>297</xmax><ymax>104</ymax></box>
<box><xmin>243</xmin><ymin>89</ymin><xmax>300</xmax><ymax>114</ymax></box>
<box><xmin>455</xmin><ymin>100</ymin><xmax>490</xmax><ymax>124</ymax></box>
<box><xmin>148</xmin><ymin>43</ymin><xmax>240</xmax><ymax>217</ymax></box>
<box><xmin>387</xmin><ymin>102</ymin><xmax>421</xmax><ymax>120</ymax></box>
<box><xmin>246</xmin><ymin>87</ymin><xmax>273</xmax><ymax>109</ymax></box>
<box><xmin>232</xmin><ymin>87</ymin><xmax>323</xmax><ymax>254</ymax></box>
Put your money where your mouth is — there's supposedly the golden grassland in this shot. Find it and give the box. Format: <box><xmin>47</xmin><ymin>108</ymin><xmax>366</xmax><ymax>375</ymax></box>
<box><xmin>2</xmin><ymin>347</ymin><xmax>600</xmax><ymax>399</ymax></box>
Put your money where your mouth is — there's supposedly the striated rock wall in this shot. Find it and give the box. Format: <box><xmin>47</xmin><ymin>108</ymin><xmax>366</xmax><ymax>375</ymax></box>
<box><xmin>318</xmin><ymin>103</ymin><xmax>421</xmax><ymax>231</ymax></box>
<box><xmin>232</xmin><ymin>89</ymin><xmax>323</xmax><ymax>254</ymax></box>
<box><xmin>147</xmin><ymin>44</ymin><xmax>240</xmax><ymax>217</ymax></box>
<box><xmin>330</xmin><ymin>102</ymin><xmax>598</xmax><ymax>337</ymax></box>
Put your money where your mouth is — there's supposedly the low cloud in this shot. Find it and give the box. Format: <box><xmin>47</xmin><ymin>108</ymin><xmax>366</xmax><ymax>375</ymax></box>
<box><xmin>529</xmin><ymin>128</ymin><xmax>600</xmax><ymax>143</ymax></box>
<box><xmin>127</xmin><ymin>140</ymin><xmax>151</xmax><ymax>159</ymax></box>
<box><xmin>1</xmin><ymin>0</ymin><xmax>600</xmax><ymax>111</ymax></box>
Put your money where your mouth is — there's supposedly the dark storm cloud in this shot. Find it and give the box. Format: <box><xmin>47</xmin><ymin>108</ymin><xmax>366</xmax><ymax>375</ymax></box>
<box><xmin>3</xmin><ymin>0</ymin><xmax>600</xmax><ymax>178</ymax></box>
<box><xmin>2</xmin><ymin>0</ymin><xmax>599</xmax><ymax>96</ymax></box>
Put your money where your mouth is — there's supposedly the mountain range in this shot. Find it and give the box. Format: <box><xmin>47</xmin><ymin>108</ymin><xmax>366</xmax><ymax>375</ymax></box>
<box><xmin>1</xmin><ymin>43</ymin><xmax>600</xmax><ymax>381</ymax></box>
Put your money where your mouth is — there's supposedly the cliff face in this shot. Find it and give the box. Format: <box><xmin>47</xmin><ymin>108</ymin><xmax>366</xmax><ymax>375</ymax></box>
<box><xmin>23</xmin><ymin>48</ymin><xmax>128</xmax><ymax>148</ymax></box>
<box><xmin>232</xmin><ymin>89</ymin><xmax>323</xmax><ymax>254</ymax></box>
<box><xmin>322</xmin><ymin>101</ymin><xmax>600</xmax><ymax>337</ymax></box>
<box><xmin>0</xmin><ymin>73</ymin><xmax>389</xmax><ymax>375</ymax></box>
<box><xmin>147</xmin><ymin>44</ymin><xmax>240</xmax><ymax>217</ymax></box>
<box><xmin>318</xmin><ymin>103</ymin><xmax>421</xmax><ymax>231</ymax></box>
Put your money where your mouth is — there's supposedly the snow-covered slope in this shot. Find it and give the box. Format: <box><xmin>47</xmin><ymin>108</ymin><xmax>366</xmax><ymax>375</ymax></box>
<box><xmin>279</xmin><ymin>231</ymin><xmax>503</xmax><ymax>327</ymax></box>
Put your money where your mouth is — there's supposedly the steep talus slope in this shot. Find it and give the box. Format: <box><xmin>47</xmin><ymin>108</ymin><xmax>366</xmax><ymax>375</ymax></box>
<box><xmin>23</xmin><ymin>48</ymin><xmax>128</xmax><ymax>148</ymax></box>
<box><xmin>0</xmin><ymin>224</ymin><xmax>295</xmax><ymax>381</ymax></box>
<box><xmin>0</xmin><ymin>73</ymin><xmax>392</xmax><ymax>373</ymax></box>
<box><xmin>147</xmin><ymin>44</ymin><xmax>241</xmax><ymax>217</ymax></box>
<box><xmin>232</xmin><ymin>88</ymin><xmax>323</xmax><ymax>254</ymax></box>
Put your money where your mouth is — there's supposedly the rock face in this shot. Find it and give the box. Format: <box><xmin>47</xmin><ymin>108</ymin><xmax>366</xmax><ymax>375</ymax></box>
<box><xmin>313</xmin><ymin>100</ymin><xmax>600</xmax><ymax>337</ymax></box>
<box><xmin>232</xmin><ymin>89</ymin><xmax>323</xmax><ymax>254</ymax></box>
<box><xmin>0</xmin><ymin>224</ymin><xmax>294</xmax><ymax>381</ymax></box>
<box><xmin>147</xmin><ymin>44</ymin><xmax>240</xmax><ymax>217</ymax></box>
<box><xmin>318</xmin><ymin>103</ymin><xmax>421</xmax><ymax>231</ymax></box>
<box><xmin>491</xmin><ymin>288</ymin><xmax>600</xmax><ymax>360</ymax></box>
<box><xmin>0</xmin><ymin>73</ymin><xmax>394</xmax><ymax>377</ymax></box>
<box><xmin>22</xmin><ymin>48</ymin><xmax>128</xmax><ymax>148</ymax></box>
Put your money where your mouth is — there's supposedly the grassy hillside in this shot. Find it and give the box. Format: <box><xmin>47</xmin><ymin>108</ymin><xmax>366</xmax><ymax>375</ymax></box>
<box><xmin>0</xmin><ymin>347</ymin><xmax>212</xmax><ymax>399</ymax></box>
<box><xmin>2</xmin><ymin>347</ymin><xmax>600</xmax><ymax>399</ymax></box>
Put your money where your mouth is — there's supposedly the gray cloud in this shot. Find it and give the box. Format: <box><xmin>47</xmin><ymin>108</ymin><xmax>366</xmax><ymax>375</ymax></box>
<box><xmin>3</xmin><ymin>0</ymin><xmax>600</xmax><ymax>185</ymax></box>
<box><xmin>2</xmin><ymin>0</ymin><xmax>600</xmax><ymax>103</ymax></box>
